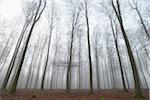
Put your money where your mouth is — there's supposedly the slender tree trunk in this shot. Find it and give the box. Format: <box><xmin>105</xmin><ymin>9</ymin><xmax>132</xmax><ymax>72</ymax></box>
<box><xmin>0</xmin><ymin>30</ymin><xmax>12</xmax><ymax>63</ymax></box>
<box><xmin>41</xmin><ymin>4</ymin><xmax>55</xmax><ymax>89</ymax></box>
<box><xmin>34</xmin><ymin>38</ymin><xmax>47</xmax><ymax>89</ymax></box>
<box><xmin>1</xmin><ymin>22</ymin><xmax>29</xmax><ymax>90</ymax></box>
<box><xmin>25</xmin><ymin>45</ymin><xmax>38</xmax><ymax>89</ymax></box>
<box><xmin>111</xmin><ymin>0</ymin><xmax>143</xmax><ymax>98</ymax></box>
<box><xmin>136</xmin><ymin>9</ymin><xmax>150</xmax><ymax>38</ymax></box>
<box><xmin>8</xmin><ymin>0</ymin><xmax>46</xmax><ymax>92</ymax></box>
<box><xmin>106</xmin><ymin>41</ymin><xmax>115</xmax><ymax>89</ymax></box>
<box><xmin>56</xmin><ymin>62</ymin><xmax>60</xmax><ymax>89</ymax></box>
<box><xmin>61</xmin><ymin>67</ymin><xmax>65</xmax><ymax>89</ymax></box>
<box><xmin>114</xmin><ymin>39</ymin><xmax>127</xmax><ymax>91</ymax></box>
<box><xmin>0</xmin><ymin>41</ymin><xmax>13</xmax><ymax>73</ymax></box>
<box><xmin>78</xmin><ymin>37</ymin><xmax>81</xmax><ymax>89</ymax></box>
<box><xmin>66</xmin><ymin>27</ymin><xmax>74</xmax><ymax>92</ymax></box>
<box><xmin>109</xmin><ymin>17</ymin><xmax>127</xmax><ymax>91</ymax></box>
<box><xmin>50</xmin><ymin>37</ymin><xmax>59</xmax><ymax>89</ymax></box>
<box><xmin>41</xmin><ymin>26</ymin><xmax>53</xmax><ymax>90</ymax></box>
<box><xmin>95</xmin><ymin>47</ymin><xmax>100</xmax><ymax>89</ymax></box>
<box><xmin>136</xmin><ymin>50</ymin><xmax>148</xmax><ymax>89</ymax></box>
<box><xmin>138</xmin><ymin>38</ymin><xmax>150</xmax><ymax>60</ymax></box>
<box><xmin>29</xmin><ymin>44</ymin><xmax>42</xmax><ymax>89</ymax></box>
<box><xmin>85</xmin><ymin>8</ymin><xmax>93</xmax><ymax>93</ymax></box>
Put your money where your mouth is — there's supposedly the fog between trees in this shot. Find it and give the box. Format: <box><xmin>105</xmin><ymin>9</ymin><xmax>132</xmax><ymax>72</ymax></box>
<box><xmin>0</xmin><ymin>0</ymin><xmax>150</xmax><ymax>97</ymax></box>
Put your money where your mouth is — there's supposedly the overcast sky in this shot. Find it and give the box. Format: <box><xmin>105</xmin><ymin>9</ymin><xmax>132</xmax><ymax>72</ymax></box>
<box><xmin>0</xmin><ymin>0</ymin><xmax>23</xmax><ymax>20</ymax></box>
<box><xmin>1</xmin><ymin>0</ymin><xmax>149</xmax><ymax>29</ymax></box>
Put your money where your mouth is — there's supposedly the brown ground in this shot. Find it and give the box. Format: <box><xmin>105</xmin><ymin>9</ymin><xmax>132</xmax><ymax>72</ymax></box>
<box><xmin>0</xmin><ymin>90</ymin><xmax>149</xmax><ymax>100</ymax></box>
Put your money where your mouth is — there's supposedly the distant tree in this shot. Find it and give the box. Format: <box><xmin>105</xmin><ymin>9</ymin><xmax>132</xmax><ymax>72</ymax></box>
<box><xmin>101</xmin><ymin>4</ymin><xmax>127</xmax><ymax>90</ymax></box>
<box><xmin>111</xmin><ymin>21</ymin><xmax>127</xmax><ymax>91</ymax></box>
<box><xmin>76</xmin><ymin>29</ymin><xmax>83</xmax><ymax>89</ymax></box>
<box><xmin>137</xmin><ymin>35</ymin><xmax>150</xmax><ymax>60</ymax></box>
<box><xmin>105</xmin><ymin>31</ymin><xmax>116</xmax><ymax>89</ymax></box>
<box><xmin>92</xmin><ymin>27</ymin><xmax>101</xmax><ymax>89</ymax></box>
<box><xmin>34</xmin><ymin>36</ymin><xmax>48</xmax><ymax>89</ymax></box>
<box><xmin>0</xmin><ymin>20</ymin><xmax>18</xmax><ymax>73</ymax></box>
<box><xmin>50</xmin><ymin>31</ymin><xmax>62</xmax><ymax>89</ymax></box>
<box><xmin>136</xmin><ymin>50</ymin><xmax>148</xmax><ymax>89</ymax></box>
<box><xmin>41</xmin><ymin>1</ymin><xmax>56</xmax><ymax>90</ymax></box>
<box><xmin>129</xmin><ymin>0</ymin><xmax>150</xmax><ymax>39</ymax></box>
<box><xmin>25</xmin><ymin>36</ymin><xmax>40</xmax><ymax>89</ymax></box>
<box><xmin>66</xmin><ymin>0</ymin><xmax>82</xmax><ymax>92</ymax></box>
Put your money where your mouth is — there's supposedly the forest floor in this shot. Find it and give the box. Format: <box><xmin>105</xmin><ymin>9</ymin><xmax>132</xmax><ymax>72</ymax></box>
<box><xmin>0</xmin><ymin>89</ymin><xmax>149</xmax><ymax>100</ymax></box>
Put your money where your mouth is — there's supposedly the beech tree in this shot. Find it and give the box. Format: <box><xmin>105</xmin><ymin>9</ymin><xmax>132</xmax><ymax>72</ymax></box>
<box><xmin>41</xmin><ymin>1</ymin><xmax>56</xmax><ymax>90</ymax></box>
<box><xmin>110</xmin><ymin>0</ymin><xmax>143</xmax><ymax>98</ymax></box>
<box><xmin>66</xmin><ymin>0</ymin><xmax>82</xmax><ymax>92</ymax></box>
<box><xmin>76</xmin><ymin>29</ymin><xmax>83</xmax><ymax>89</ymax></box>
<box><xmin>81</xmin><ymin>0</ymin><xmax>93</xmax><ymax>93</ymax></box>
<box><xmin>92</xmin><ymin>28</ymin><xmax>101</xmax><ymax>89</ymax></box>
<box><xmin>2</xmin><ymin>0</ymin><xmax>46</xmax><ymax>92</ymax></box>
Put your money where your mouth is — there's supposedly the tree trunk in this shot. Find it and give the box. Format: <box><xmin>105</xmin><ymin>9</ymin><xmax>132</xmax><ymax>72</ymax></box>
<box><xmin>136</xmin><ymin>9</ymin><xmax>149</xmax><ymax>38</ymax></box>
<box><xmin>85</xmin><ymin>8</ymin><xmax>93</xmax><ymax>93</ymax></box>
<box><xmin>109</xmin><ymin>17</ymin><xmax>127</xmax><ymax>91</ymax></box>
<box><xmin>95</xmin><ymin>47</ymin><xmax>100</xmax><ymax>89</ymax></box>
<box><xmin>111</xmin><ymin>0</ymin><xmax>143</xmax><ymax>98</ymax></box>
<box><xmin>66</xmin><ymin>27</ymin><xmax>74</xmax><ymax>92</ymax></box>
<box><xmin>7</xmin><ymin>0</ymin><xmax>46</xmax><ymax>92</ymax></box>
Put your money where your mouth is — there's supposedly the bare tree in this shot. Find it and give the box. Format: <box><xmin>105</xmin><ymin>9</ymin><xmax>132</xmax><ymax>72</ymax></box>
<box><xmin>137</xmin><ymin>35</ymin><xmax>150</xmax><ymax>60</ymax></box>
<box><xmin>81</xmin><ymin>0</ymin><xmax>93</xmax><ymax>93</ymax></box>
<box><xmin>105</xmin><ymin>32</ymin><xmax>116</xmax><ymax>89</ymax></box>
<box><xmin>34</xmin><ymin>36</ymin><xmax>48</xmax><ymax>89</ymax></box>
<box><xmin>2</xmin><ymin>0</ymin><xmax>46</xmax><ymax>92</ymax></box>
<box><xmin>0</xmin><ymin>20</ymin><xmax>19</xmax><ymax>73</ymax></box>
<box><xmin>136</xmin><ymin>50</ymin><xmax>148</xmax><ymax>89</ymax></box>
<box><xmin>101</xmin><ymin>4</ymin><xmax>127</xmax><ymax>90</ymax></box>
<box><xmin>76</xmin><ymin>29</ymin><xmax>83</xmax><ymax>89</ymax></box>
<box><xmin>128</xmin><ymin>0</ymin><xmax>150</xmax><ymax>39</ymax></box>
<box><xmin>66</xmin><ymin>0</ymin><xmax>82</xmax><ymax>92</ymax></box>
<box><xmin>111</xmin><ymin>0</ymin><xmax>143</xmax><ymax>98</ymax></box>
<box><xmin>50</xmin><ymin>31</ymin><xmax>62</xmax><ymax>89</ymax></box>
<box><xmin>112</xmin><ymin>21</ymin><xmax>127</xmax><ymax>91</ymax></box>
<box><xmin>41</xmin><ymin>1</ymin><xmax>56</xmax><ymax>90</ymax></box>
<box><xmin>92</xmin><ymin>27</ymin><xmax>101</xmax><ymax>89</ymax></box>
<box><xmin>1</xmin><ymin>1</ymin><xmax>35</xmax><ymax>90</ymax></box>
<box><xmin>25</xmin><ymin>36</ymin><xmax>40</xmax><ymax>89</ymax></box>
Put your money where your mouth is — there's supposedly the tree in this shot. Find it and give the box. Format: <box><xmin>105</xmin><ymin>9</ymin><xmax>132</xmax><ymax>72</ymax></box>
<box><xmin>111</xmin><ymin>21</ymin><xmax>127</xmax><ymax>91</ymax></box>
<box><xmin>2</xmin><ymin>0</ymin><xmax>46</xmax><ymax>92</ymax></box>
<box><xmin>25</xmin><ymin>36</ymin><xmax>40</xmax><ymax>89</ymax></box>
<box><xmin>34</xmin><ymin>36</ymin><xmax>48</xmax><ymax>89</ymax></box>
<box><xmin>128</xmin><ymin>0</ymin><xmax>150</xmax><ymax>39</ymax></box>
<box><xmin>50</xmin><ymin>31</ymin><xmax>62</xmax><ymax>89</ymax></box>
<box><xmin>81</xmin><ymin>0</ymin><xmax>93</xmax><ymax>93</ymax></box>
<box><xmin>111</xmin><ymin>0</ymin><xmax>143</xmax><ymax>98</ymax></box>
<box><xmin>105</xmin><ymin>31</ymin><xmax>116</xmax><ymax>89</ymax></box>
<box><xmin>100</xmin><ymin>3</ymin><xmax>127</xmax><ymax>90</ymax></box>
<box><xmin>66</xmin><ymin>0</ymin><xmax>82</xmax><ymax>92</ymax></box>
<box><xmin>76</xmin><ymin>29</ymin><xmax>83</xmax><ymax>89</ymax></box>
<box><xmin>136</xmin><ymin>50</ymin><xmax>148</xmax><ymax>89</ymax></box>
<box><xmin>1</xmin><ymin>1</ymin><xmax>35</xmax><ymax>90</ymax></box>
<box><xmin>41</xmin><ymin>1</ymin><xmax>56</xmax><ymax>90</ymax></box>
<box><xmin>92</xmin><ymin>28</ymin><xmax>101</xmax><ymax>89</ymax></box>
<box><xmin>0</xmin><ymin>20</ymin><xmax>18</xmax><ymax>73</ymax></box>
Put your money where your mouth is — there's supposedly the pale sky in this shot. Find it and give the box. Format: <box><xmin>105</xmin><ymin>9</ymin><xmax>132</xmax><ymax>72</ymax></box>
<box><xmin>0</xmin><ymin>0</ymin><xmax>23</xmax><ymax>20</ymax></box>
